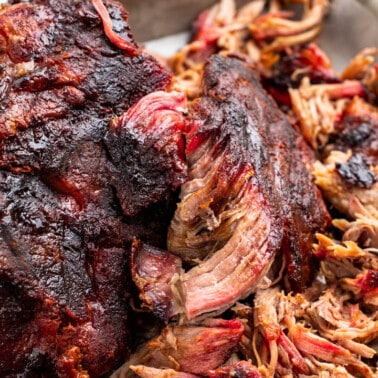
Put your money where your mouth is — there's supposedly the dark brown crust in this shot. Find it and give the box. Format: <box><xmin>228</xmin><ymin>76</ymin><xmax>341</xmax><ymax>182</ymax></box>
<box><xmin>203</xmin><ymin>55</ymin><xmax>329</xmax><ymax>292</ymax></box>
<box><xmin>106</xmin><ymin>91</ymin><xmax>187</xmax><ymax>217</ymax></box>
<box><xmin>0</xmin><ymin>0</ymin><xmax>172</xmax><ymax>376</ymax></box>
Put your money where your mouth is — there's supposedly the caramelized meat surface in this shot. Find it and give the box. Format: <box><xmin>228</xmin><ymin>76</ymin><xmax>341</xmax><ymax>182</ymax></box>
<box><xmin>0</xmin><ymin>0</ymin><xmax>175</xmax><ymax>376</ymax></box>
<box><xmin>106</xmin><ymin>91</ymin><xmax>187</xmax><ymax>217</ymax></box>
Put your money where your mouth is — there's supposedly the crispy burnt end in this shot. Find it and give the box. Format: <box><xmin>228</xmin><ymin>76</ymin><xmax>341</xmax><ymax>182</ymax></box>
<box><xmin>106</xmin><ymin>91</ymin><xmax>187</xmax><ymax>217</ymax></box>
<box><xmin>0</xmin><ymin>171</ymin><xmax>131</xmax><ymax>377</ymax></box>
<box><xmin>262</xmin><ymin>43</ymin><xmax>340</xmax><ymax>107</ymax></box>
<box><xmin>335</xmin><ymin>154</ymin><xmax>377</xmax><ymax>189</ymax></box>
<box><xmin>0</xmin><ymin>0</ymin><xmax>172</xmax><ymax>376</ymax></box>
<box><xmin>331</xmin><ymin>97</ymin><xmax>378</xmax><ymax>166</ymax></box>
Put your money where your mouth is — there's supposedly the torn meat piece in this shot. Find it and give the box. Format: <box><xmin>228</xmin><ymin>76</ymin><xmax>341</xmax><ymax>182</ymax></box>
<box><xmin>330</xmin><ymin>97</ymin><xmax>378</xmax><ymax>166</ymax></box>
<box><xmin>111</xmin><ymin>319</ymin><xmax>244</xmax><ymax>377</ymax></box>
<box><xmin>0</xmin><ymin>0</ymin><xmax>173</xmax><ymax>376</ymax></box>
<box><xmin>130</xmin><ymin>239</ymin><xmax>182</xmax><ymax>322</ymax></box>
<box><xmin>253</xmin><ymin>287</ymin><xmax>282</xmax><ymax>376</ymax></box>
<box><xmin>250</xmin><ymin>0</ymin><xmax>330</xmax><ymax>52</ymax></box>
<box><xmin>207</xmin><ymin>361</ymin><xmax>263</xmax><ymax>378</ymax></box>
<box><xmin>308</xmin><ymin>288</ymin><xmax>378</xmax><ymax>345</ymax></box>
<box><xmin>313</xmin><ymin>150</ymin><xmax>378</xmax><ymax>220</ymax></box>
<box><xmin>169</xmin><ymin>55</ymin><xmax>328</xmax><ymax>319</ymax></box>
<box><xmin>173</xmin><ymin>0</ymin><xmax>236</xmax><ymax>73</ymax></box>
<box><xmin>313</xmin><ymin>233</ymin><xmax>378</xmax><ymax>279</ymax></box>
<box><xmin>130</xmin><ymin>366</ymin><xmax>200</xmax><ymax>378</ymax></box>
<box><xmin>106</xmin><ymin>91</ymin><xmax>187</xmax><ymax>217</ymax></box>
<box><xmin>342</xmin><ymin>219</ymin><xmax>378</xmax><ymax>248</ymax></box>
<box><xmin>249</xmin><ymin>272</ymin><xmax>378</xmax><ymax>376</ymax></box>
<box><xmin>277</xmin><ymin>330</ymin><xmax>310</xmax><ymax>375</ymax></box>
<box><xmin>192</xmin><ymin>0</ymin><xmax>236</xmax><ymax>44</ymax></box>
<box><xmin>342</xmin><ymin>270</ymin><xmax>378</xmax><ymax>307</ymax></box>
<box><xmin>334</xmin><ymin>212</ymin><xmax>378</xmax><ymax>248</ymax></box>
<box><xmin>253</xmin><ymin>287</ymin><xmax>310</xmax><ymax>375</ymax></box>
<box><xmin>262</xmin><ymin>43</ymin><xmax>340</xmax><ymax>107</ymax></box>
<box><xmin>169</xmin><ymin>56</ymin><xmax>285</xmax><ymax>319</ymax></box>
<box><xmin>251</xmin><ymin>283</ymin><xmax>378</xmax><ymax>376</ymax></box>
<box><xmin>335</xmin><ymin>154</ymin><xmax>377</xmax><ymax>189</ymax></box>
<box><xmin>288</xmin><ymin>323</ymin><xmax>376</xmax><ymax>377</ymax></box>
<box><xmin>289</xmin><ymin>78</ymin><xmax>365</xmax><ymax>148</ymax></box>
<box><xmin>251</xmin><ymin>1</ymin><xmax>329</xmax><ymax>41</ymax></box>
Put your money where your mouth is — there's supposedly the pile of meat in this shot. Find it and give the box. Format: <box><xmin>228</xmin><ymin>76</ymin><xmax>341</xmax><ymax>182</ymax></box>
<box><xmin>0</xmin><ymin>0</ymin><xmax>377</xmax><ymax>377</ymax></box>
<box><xmin>0</xmin><ymin>0</ymin><xmax>175</xmax><ymax>376</ymax></box>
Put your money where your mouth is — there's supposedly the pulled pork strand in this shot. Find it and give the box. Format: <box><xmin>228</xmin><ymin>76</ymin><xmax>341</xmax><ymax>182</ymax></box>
<box><xmin>91</xmin><ymin>0</ymin><xmax>138</xmax><ymax>55</ymax></box>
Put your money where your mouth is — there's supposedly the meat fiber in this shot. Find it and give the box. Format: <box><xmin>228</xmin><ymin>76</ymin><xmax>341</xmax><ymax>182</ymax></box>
<box><xmin>132</xmin><ymin>55</ymin><xmax>328</xmax><ymax>323</ymax></box>
<box><xmin>207</xmin><ymin>361</ymin><xmax>263</xmax><ymax>378</ymax></box>
<box><xmin>129</xmin><ymin>367</ymin><xmax>200</xmax><ymax>378</ymax></box>
<box><xmin>167</xmin><ymin>55</ymin><xmax>328</xmax><ymax>320</ymax></box>
<box><xmin>130</xmin><ymin>239</ymin><xmax>182</xmax><ymax>323</ymax></box>
<box><xmin>0</xmin><ymin>0</ymin><xmax>177</xmax><ymax>376</ymax></box>
<box><xmin>249</xmin><ymin>281</ymin><xmax>377</xmax><ymax>376</ymax></box>
<box><xmin>112</xmin><ymin>318</ymin><xmax>244</xmax><ymax>378</ymax></box>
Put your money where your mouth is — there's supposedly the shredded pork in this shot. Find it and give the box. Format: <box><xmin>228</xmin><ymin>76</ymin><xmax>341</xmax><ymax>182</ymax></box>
<box><xmin>118</xmin><ymin>1</ymin><xmax>378</xmax><ymax>377</ymax></box>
